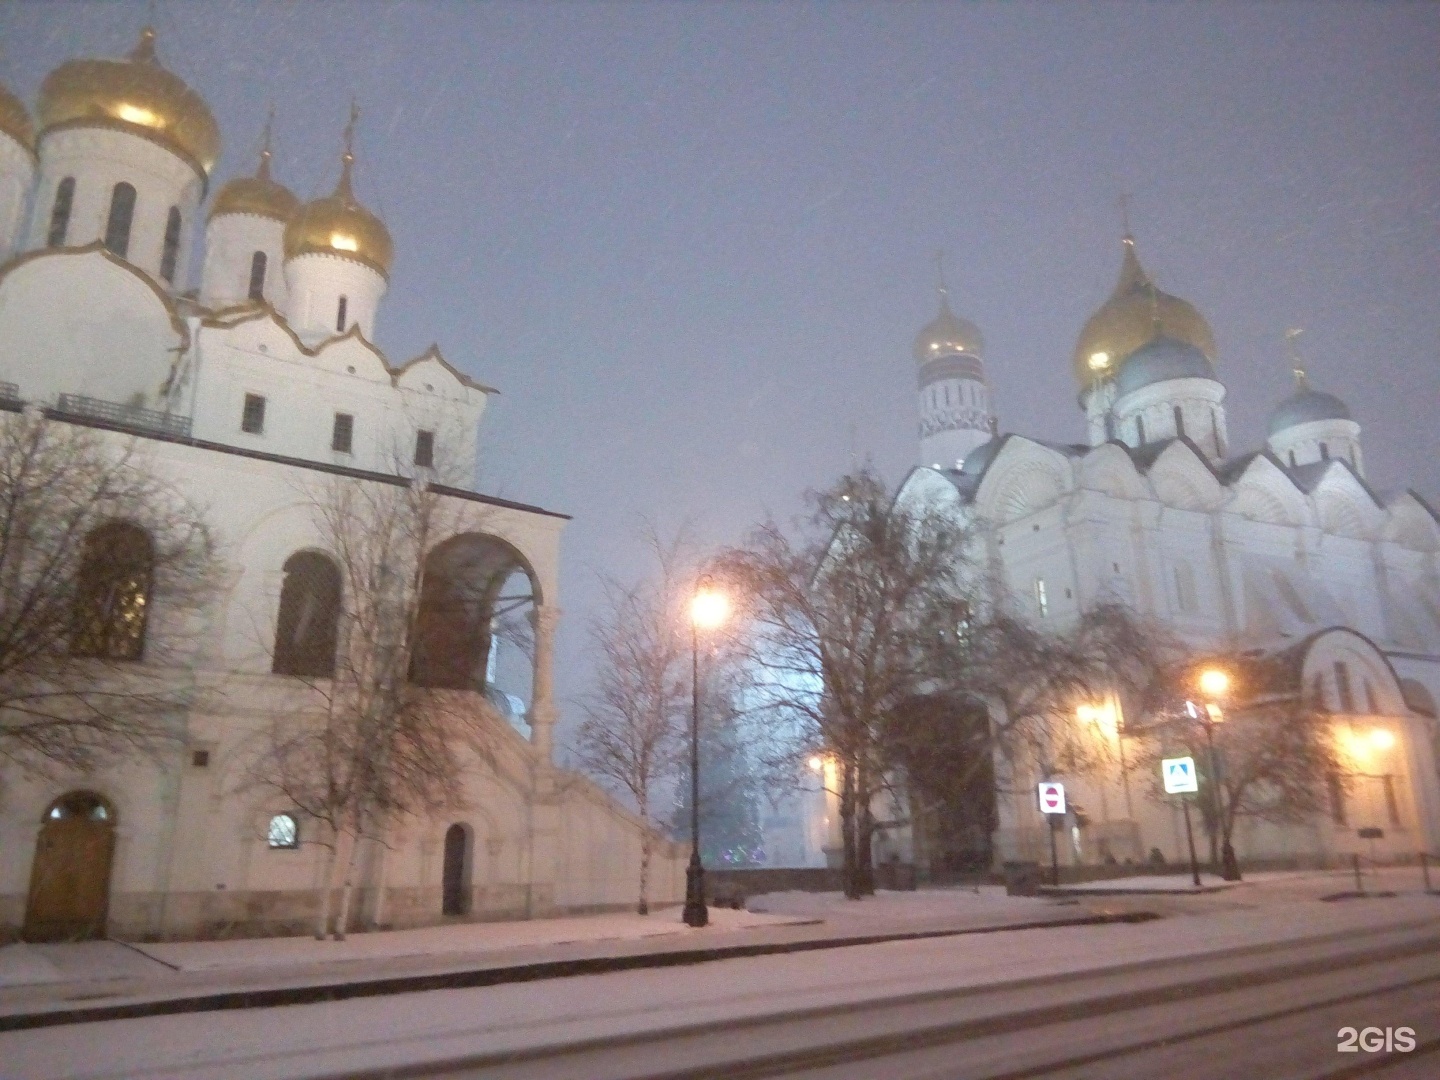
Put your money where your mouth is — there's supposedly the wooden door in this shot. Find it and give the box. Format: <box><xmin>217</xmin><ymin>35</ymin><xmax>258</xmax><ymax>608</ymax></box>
<box><xmin>23</xmin><ymin>797</ymin><xmax>116</xmax><ymax>941</ymax></box>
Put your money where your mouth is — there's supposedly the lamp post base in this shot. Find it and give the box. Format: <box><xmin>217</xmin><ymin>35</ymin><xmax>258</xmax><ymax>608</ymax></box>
<box><xmin>682</xmin><ymin>853</ymin><xmax>708</xmax><ymax>928</ymax></box>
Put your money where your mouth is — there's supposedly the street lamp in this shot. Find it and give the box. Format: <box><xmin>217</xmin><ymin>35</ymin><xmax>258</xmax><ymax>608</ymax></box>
<box><xmin>1192</xmin><ymin>665</ymin><xmax>1238</xmax><ymax>880</ymax></box>
<box><xmin>684</xmin><ymin>575</ymin><xmax>729</xmax><ymax>928</ymax></box>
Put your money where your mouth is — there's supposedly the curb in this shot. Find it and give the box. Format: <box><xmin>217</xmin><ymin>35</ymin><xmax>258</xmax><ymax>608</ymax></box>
<box><xmin>1038</xmin><ymin>884</ymin><xmax>1238</xmax><ymax>897</ymax></box>
<box><xmin>0</xmin><ymin>910</ymin><xmax>1160</xmax><ymax>1032</ymax></box>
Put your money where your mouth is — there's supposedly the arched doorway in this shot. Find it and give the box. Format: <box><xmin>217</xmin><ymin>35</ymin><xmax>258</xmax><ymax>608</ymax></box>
<box><xmin>441</xmin><ymin>823</ymin><xmax>472</xmax><ymax>916</ymax></box>
<box><xmin>23</xmin><ymin>791</ymin><xmax>117</xmax><ymax>941</ymax></box>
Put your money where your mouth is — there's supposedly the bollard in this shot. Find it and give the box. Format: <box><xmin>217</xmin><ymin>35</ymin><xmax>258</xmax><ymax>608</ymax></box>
<box><xmin>1352</xmin><ymin>852</ymin><xmax>1364</xmax><ymax>894</ymax></box>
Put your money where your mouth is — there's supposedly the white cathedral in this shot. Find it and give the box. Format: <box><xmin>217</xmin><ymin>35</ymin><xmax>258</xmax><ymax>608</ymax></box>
<box><xmin>0</xmin><ymin>29</ymin><xmax>686</xmax><ymax>941</ymax></box>
<box><xmin>895</xmin><ymin>238</ymin><xmax>1440</xmax><ymax>871</ymax></box>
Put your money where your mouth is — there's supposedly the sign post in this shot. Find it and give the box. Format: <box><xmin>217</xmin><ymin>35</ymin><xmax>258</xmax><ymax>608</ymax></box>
<box><xmin>1037</xmin><ymin>782</ymin><xmax>1066</xmax><ymax>886</ymax></box>
<box><xmin>1162</xmin><ymin>757</ymin><xmax>1202</xmax><ymax>888</ymax></box>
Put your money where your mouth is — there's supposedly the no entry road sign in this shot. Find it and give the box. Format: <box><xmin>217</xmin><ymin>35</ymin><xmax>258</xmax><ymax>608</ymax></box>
<box><xmin>1037</xmin><ymin>781</ymin><xmax>1066</xmax><ymax>815</ymax></box>
<box><xmin>1162</xmin><ymin>756</ymin><xmax>1199</xmax><ymax>795</ymax></box>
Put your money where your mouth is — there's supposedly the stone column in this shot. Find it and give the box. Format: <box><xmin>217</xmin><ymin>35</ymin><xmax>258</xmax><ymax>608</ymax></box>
<box><xmin>528</xmin><ymin>605</ymin><xmax>559</xmax><ymax>762</ymax></box>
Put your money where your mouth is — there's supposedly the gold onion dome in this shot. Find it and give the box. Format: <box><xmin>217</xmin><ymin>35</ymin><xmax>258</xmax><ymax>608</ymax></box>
<box><xmin>1072</xmin><ymin>236</ymin><xmax>1215</xmax><ymax>387</ymax></box>
<box><xmin>0</xmin><ymin>81</ymin><xmax>34</xmax><ymax>152</ymax></box>
<box><xmin>913</xmin><ymin>293</ymin><xmax>984</xmax><ymax>362</ymax></box>
<box><xmin>36</xmin><ymin>27</ymin><xmax>219</xmax><ymax>175</ymax></box>
<box><xmin>209</xmin><ymin>132</ymin><xmax>298</xmax><ymax>223</ymax></box>
<box><xmin>283</xmin><ymin>126</ymin><xmax>393</xmax><ymax>277</ymax></box>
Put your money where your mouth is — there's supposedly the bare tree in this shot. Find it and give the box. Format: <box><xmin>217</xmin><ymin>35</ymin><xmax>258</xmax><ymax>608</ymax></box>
<box><xmin>242</xmin><ymin>470</ymin><xmax>497</xmax><ymax>938</ymax></box>
<box><xmin>1128</xmin><ymin>651</ymin><xmax>1343</xmax><ymax>881</ymax></box>
<box><xmin>719</xmin><ymin>468</ymin><xmax>978</xmax><ymax>899</ymax></box>
<box><xmin>572</xmin><ymin>529</ymin><xmax>689</xmax><ymax>914</ymax></box>
<box><xmin>0</xmin><ymin>411</ymin><xmax>218</xmax><ymax>778</ymax></box>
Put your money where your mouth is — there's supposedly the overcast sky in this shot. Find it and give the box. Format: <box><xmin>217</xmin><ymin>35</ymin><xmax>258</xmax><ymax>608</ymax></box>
<box><xmin>5</xmin><ymin>1</ymin><xmax>1437</xmax><ymax>723</ymax></box>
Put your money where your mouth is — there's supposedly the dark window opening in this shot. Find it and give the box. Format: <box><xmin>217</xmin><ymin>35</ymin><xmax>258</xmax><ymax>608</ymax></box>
<box><xmin>1364</xmin><ymin>680</ymin><xmax>1379</xmax><ymax>715</ymax></box>
<box><xmin>248</xmin><ymin>251</ymin><xmax>267</xmax><ymax>301</ymax></box>
<box><xmin>331</xmin><ymin>412</ymin><xmax>354</xmax><ymax>454</ymax></box>
<box><xmin>1319</xmin><ymin>442</ymin><xmax>1330</xmax><ymax>461</ymax></box>
<box><xmin>1334</xmin><ymin>661</ymin><xmax>1354</xmax><ymax>713</ymax></box>
<box><xmin>336</xmin><ymin>295</ymin><xmax>348</xmax><ymax>332</ymax></box>
<box><xmin>159</xmin><ymin>207</ymin><xmax>182</xmax><ymax>283</ymax></box>
<box><xmin>1173</xmin><ymin>405</ymin><xmax>1185</xmax><ymax>439</ymax></box>
<box><xmin>1288</xmin><ymin>450</ymin><xmax>1297</xmax><ymax>468</ymax></box>
<box><xmin>1136</xmin><ymin>415</ymin><xmax>1146</xmax><ymax>446</ymax></box>
<box><xmin>272</xmin><ymin>551</ymin><xmax>342</xmax><ymax>678</ymax></box>
<box><xmin>191</xmin><ymin>749</ymin><xmax>210</xmax><ymax>768</ymax></box>
<box><xmin>104</xmin><ymin>182</ymin><xmax>136</xmax><ymax>259</ymax></box>
<box><xmin>442</xmin><ymin>823</ymin><xmax>471</xmax><ymax>915</ymax></box>
<box><xmin>71</xmin><ymin>522</ymin><xmax>154</xmax><ymax>661</ymax></box>
<box><xmin>414</xmin><ymin>429</ymin><xmax>435</xmax><ymax>468</ymax></box>
<box><xmin>47</xmin><ymin>177</ymin><xmax>75</xmax><ymax>247</ymax></box>
<box><xmin>1383</xmin><ymin>775</ymin><xmax>1401</xmax><ymax>827</ymax></box>
<box><xmin>241</xmin><ymin>393</ymin><xmax>266</xmax><ymax>434</ymax></box>
<box><xmin>1327</xmin><ymin>773</ymin><xmax>1347</xmax><ymax>826</ymax></box>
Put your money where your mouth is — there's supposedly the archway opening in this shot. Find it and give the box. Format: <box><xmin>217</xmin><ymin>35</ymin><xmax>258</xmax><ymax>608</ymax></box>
<box><xmin>441</xmin><ymin>822</ymin><xmax>472</xmax><ymax>916</ymax></box>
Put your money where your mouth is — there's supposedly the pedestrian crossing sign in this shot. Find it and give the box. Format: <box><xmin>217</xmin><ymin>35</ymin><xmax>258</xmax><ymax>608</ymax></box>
<box><xmin>1162</xmin><ymin>755</ymin><xmax>1198</xmax><ymax>795</ymax></box>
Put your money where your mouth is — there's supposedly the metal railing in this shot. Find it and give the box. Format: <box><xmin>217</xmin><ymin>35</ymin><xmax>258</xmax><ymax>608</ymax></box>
<box><xmin>54</xmin><ymin>393</ymin><xmax>192</xmax><ymax>439</ymax></box>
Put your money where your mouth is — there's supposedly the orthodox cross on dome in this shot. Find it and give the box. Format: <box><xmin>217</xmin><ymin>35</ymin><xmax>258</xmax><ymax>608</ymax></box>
<box><xmin>257</xmin><ymin>105</ymin><xmax>275</xmax><ymax>180</ymax></box>
<box><xmin>1286</xmin><ymin>327</ymin><xmax>1308</xmax><ymax>387</ymax></box>
<box><xmin>129</xmin><ymin>25</ymin><xmax>158</xmax><ymax>64</ymax></box>
<box><xmin>935</xmin><ymin>248</ymin><xmax>949</xmax><ymax>303</ymax></box>
<box><xmin>1118</xmin><ymin>191</ymin><xmax>1134</xmax><ymax>243</ymax></box>
<box><xmin>337</xmin><ymin>99</ymin><xmax>359</xmax><ymax>202</ymax></box>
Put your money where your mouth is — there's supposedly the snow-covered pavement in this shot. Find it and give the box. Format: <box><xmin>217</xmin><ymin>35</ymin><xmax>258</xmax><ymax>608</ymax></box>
<box><xmin>0</xmin><ymin>887</ymin><xmax>1435</xmax><ymax>1080</ymax></box>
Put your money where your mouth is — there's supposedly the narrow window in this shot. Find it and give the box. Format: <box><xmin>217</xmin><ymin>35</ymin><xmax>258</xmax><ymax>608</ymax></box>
<box><xmin>1334</xmin><ymin>662</ymin><xmax>1354</xmax><ymax>713</ymax></box>
<box><xmin>1288</xmin><ymin>450</ymin><xmax>1297</xmax><ymax>468</ymax></box>
<box><xmin>1136</xmin><ymin>415</ymin><xmax>1146</xmax><ymax>446</ymax></box>
<box><xmin>1211</xmin><ymin>409</ymin><xmax>1223</xmax><ymax>457</ymax></box>
<box><xmin>336</xmin><ymin>295</ymin><xmax>348</xmax><ymax>332</ymax></box>
<box><xmin>1327</xmin><ymin>773</ymin><xmax>1347</xmax><ymax>826</ymax></box>
<box><xmin>1363</xmin><ymin>680</ymin><xmax>1379</xmax><ymax>715</ymax></box>
<box><xmin>414</xmin><ymin>429</ymin><xmax>435</xmax><ymax>468</ymax></box>
<box><xmin>1382</xmin><ymin>775</ymin><xmax>1401</xmax><ymax>827</ymax></box>
<box><xmin>241</xmin><ymin>393</ymin><xmax>266</xmax><ymax>435</ymax></box>
<box><xmin>944</xmin><ymin>384</ymin><xmax>951</xmax><ymax>406</ymax></box>
<box><xmin>191</xmin><ymin>749</ymin><xmax>210</xmax><ymax>768</ymax></box>
<box><xmin>1319</xmin><ymin>442</ymin><xmax>1330</xmax><ymax>461</ymax></box>
<box><xmin>159</xmin><ymin>206</ymin><xmax>182</xmax><ymax>283</ymax></box>
<box><xmin>104</xmin><ymin>182</ymin><xmax>137</xmax><ymax>258</ymax></box>
<box><xmin>247</xmin><ymin>251</ymin><xmax>267</xmax><ymax>301</ymax></box>
<box><xmin>1034</xmin><ymin>578</ymin><xmax>1048</xmax><ymax>619</ymax></box>
<box><xmin>267</xmin><ymin>813</ymin><xmax>299</xmax><ymax>849</ymax></box>
<box><xmin>1311</xmin><ymin>672</ymin><xmax>1326</xmax><ymax>710</ymax></box>
<box><xmin>71</xmin><ymin>522</ymin><xmax>154</xmax><ymax>661</ymax></box>
<box><xmin>47</xmin><ymin>177</ymin><xmax>75</xmax><ymax>247</ymax></box>
<box><xmin>1104</xmin><ymin>413</ymin><xmax>1115</xmax><ymax>441</ymax></box>
<box><xmin>331</xmin><ymin>412</ymin><xmax>354</xmax><ymax>454</ymax></box>
<box><xmin>1173</xmin><ymin>404</ymin><xmax>1185</xmax><ymax>439</ymax></box>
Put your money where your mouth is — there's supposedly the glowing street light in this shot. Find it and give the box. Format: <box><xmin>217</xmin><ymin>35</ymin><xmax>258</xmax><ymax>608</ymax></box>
<box><xmin>684</xmin><ymin>574</ymin><xmax>730</xmax><ymax>928</ymax></box>
<box><xmin>1198</xmin><ymin>667</ymin><xmax>1230</xmax><ymax>699</ymax></box>
<box><xmin>807</xmin><ymin>756</ymin><xmax>824</xmax><ymax>772</ymax></box>
<box><xmin>1369</xmin><ymin>729</ymin><xmax>1396</xmax><ymax>751</ymax></box>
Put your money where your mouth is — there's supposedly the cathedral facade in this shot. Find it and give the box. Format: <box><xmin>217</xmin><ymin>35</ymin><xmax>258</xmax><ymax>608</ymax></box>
<box><xmin>0</xmin><ymin>30</ymin><xmax>684</xmax><ymax>940</ymax></box>
<box><xmin>899</xmin><ymin>237</ymin><xmax>1440</xmax><ymax>871</ymax></box>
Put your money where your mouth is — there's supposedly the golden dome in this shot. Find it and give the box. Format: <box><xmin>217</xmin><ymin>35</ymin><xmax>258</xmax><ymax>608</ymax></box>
<box><xmin>283</xmin><ymin>138</ymin><xmax>393</xmax><ymax>277</ymax></box>
<box><xmin>0</xmin><ymin>81</ymin><xmax>34</xmax><ymax>152</ymax></box>
<box><xmin>37</xmin><ymin>27</ymin><xmax>219</xmax><ymax>176</ymax></box>
<box><xmin>209</xmin><ymin>137</ymin><xmax>298</xmax><ymax>223</ymax></box>
<box><xmin>1072</xmin><ymin>237</ymin><xmax>1215</xmax><ymax>387</ymax></box>
<box><xmin>914</xmin><ymin>293</ymin><xmax>984</xmax><ymax>362</ymax></box>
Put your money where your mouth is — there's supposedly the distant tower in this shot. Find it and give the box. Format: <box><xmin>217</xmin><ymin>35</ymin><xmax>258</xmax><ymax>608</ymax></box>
<box><xmin>201</xmin><ymin>114</ymin><xmax>298</xmax><ymax>309</ymax></box>
<box><xmin>282</xmin><ymin>104</ymin><xmax>392</xmax><ymax>341</ymax></box>
<box><xmin>1267</xmin><ymin>330</ymin><xmax>1363</xmax><ymax>475</ymax></box>
<box><xmin>914</xmin><ymin>258</ymin><xmax>994</xmax><ymax>470</ymax></box>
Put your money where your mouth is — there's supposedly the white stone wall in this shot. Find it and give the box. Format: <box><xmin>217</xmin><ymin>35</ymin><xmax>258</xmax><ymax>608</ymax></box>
<box><xmin>200</xmin><ymin>212</ymin><xmax>288</xmax><ymax>310</ymax></box>
<box><xmin>0</xmin><ymin>133</ymin><xmax>34</xmax><ymax>260</ymax></box>
<box><xmin>284</xmin><ymin>251</ymin><xmax>387</xmax><ymax>342</ymax></box>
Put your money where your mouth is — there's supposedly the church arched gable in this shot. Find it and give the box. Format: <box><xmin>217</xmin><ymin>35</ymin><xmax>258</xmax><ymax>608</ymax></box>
<box><xmin>1299</xmin><ymin>628</ymin><xmax>1410</xmax><ymax>717</ymax></box>
<box><xmin>973</xmin><ymin>439</ymin><xmax>1072</xmax><ymax>524</ymax></box>
<box><xmin>1225</xmin><ymin>457</ymin><xmax>1310</xmax><ymax>526</ymax></box>
<box><xmin>894</xmin><ymin>466</ymin><xmax>970</xmax><ymax>521</ymax></box>
<box><xmin>1077</xmin><ymin>443</ymin><xmax>1147</xmax><ymax>500</ymax></box>
<box><xmin>1312</xmin><ymin>471</ymin><xmax>1383</xmax><ymax>540</ymax></box>
<box><xmin>1382</xmin><ymin>495</ymin><xmax>1440</xmax><ymax>552</ymax></box>
<box><xmin>1146</xmin><ymin>440</ymin><xmax>1222</xmax><ymax>510</ymax></box>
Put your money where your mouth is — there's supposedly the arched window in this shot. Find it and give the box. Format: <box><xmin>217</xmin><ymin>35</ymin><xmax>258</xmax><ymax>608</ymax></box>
<box><xmin>248</xmin><ymin>251</ymin><xmax>267</xmax><ymax>301</ymax></box>
<box><xmin>336</xmin><ymin>296</ymin><xmax>348</xmax><ymax>332</ymax></box>
<box><xmin>71</xmin><ymin>522</ymin><xmax>154</xmax><ymax>660</ymax></box>
<box><xmin>47</xmin><ymin>177</ymin><xmax>75</xmax><ymax>248</ymax></box>
<box><xmin>1173</xmin><ymin>404</ymin><xmax>1185</xmax><ymax>439</ymax></box>
<box><xmin>267</xmin><ymin>813</ymin><xmax>299</xmax><ymax>849</ymax></box>
<box><xmin>1319</xmin><ymin>442</ymin><xmax>1330</xmax><ymax>461</ymax></box>
<box><xmin>104</xmin><ymin>182</ymin><xmax>137</xmax><ymax>259</ymax></box>
<box><xmin>159</xmin><ymin>207</ymin><xmax>182</xmax><ymax>283</ymax></box>
<box><xmin>272</xmin><ymin>552</ymin><xmax>342</xmax><ymax>677</ymax></box>
<box><xmin>1136</xmin><ymin>415</ymin><xmax>1146</xmax><ymax>446</ymax></box>
<box><xmin>442</xmin><ymin>823</ymin><xmax>472</xmax><ymax>915</ymax></box>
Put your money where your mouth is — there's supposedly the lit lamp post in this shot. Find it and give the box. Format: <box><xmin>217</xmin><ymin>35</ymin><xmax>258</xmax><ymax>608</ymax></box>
<box><xmin>684</xmin><ymin>576</ymin><xmax>729</xmax><ymax>928</ymax></box>
<box><xmin>1193</xmin><ymin>666</ymin><xmax>1237</xmax><ymax>880</ymax></box>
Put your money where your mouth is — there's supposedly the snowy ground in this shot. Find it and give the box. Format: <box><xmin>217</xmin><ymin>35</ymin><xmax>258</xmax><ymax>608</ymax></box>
<box><xmin>1</xmin><ymin>887</ymin><xmax>1435</xmax><ymax>1080</ymax></box>
<box><xmin>0</xmin><ymin>905</ymin><xmax>809</xmax><ymax>986</ymax></box>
